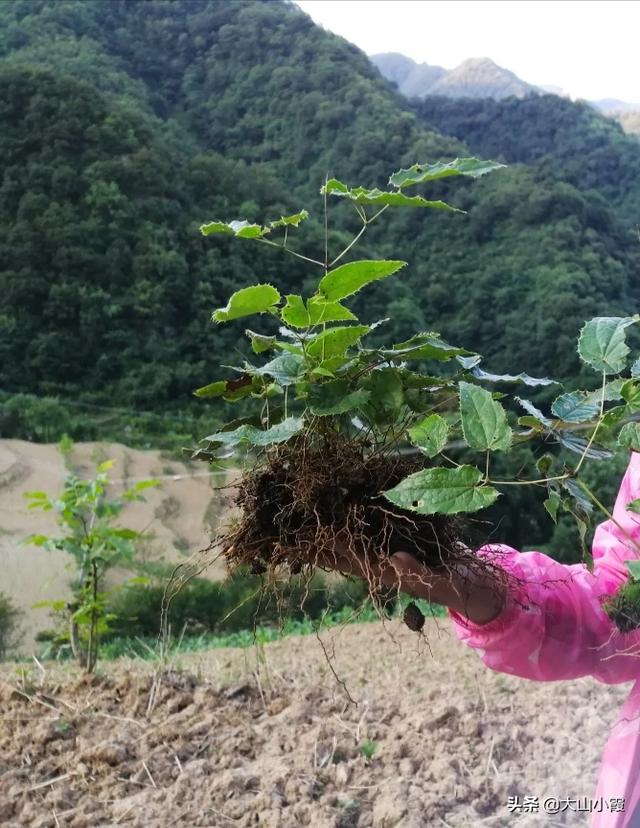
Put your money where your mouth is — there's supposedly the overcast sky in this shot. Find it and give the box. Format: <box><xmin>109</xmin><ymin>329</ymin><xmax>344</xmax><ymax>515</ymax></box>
<box><xmin>296</xmin><ymin>1</ymin><xmax>640</xmax><ymax>103</ymax></box>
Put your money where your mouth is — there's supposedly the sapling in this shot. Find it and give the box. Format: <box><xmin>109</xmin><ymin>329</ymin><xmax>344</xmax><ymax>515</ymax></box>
<box><xmin>25</xmin><ymin>460</ymin><xmax>157</xmax><ymax>671</ymax></box>
<box><xmin>191</xmin><ymin>157</ymin><xmax>640</xmax><ymax>631</ymax></box>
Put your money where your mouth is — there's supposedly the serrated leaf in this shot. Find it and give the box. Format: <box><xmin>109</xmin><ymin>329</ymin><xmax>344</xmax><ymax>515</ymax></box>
<box><xmin>307</xmin><ymin>325</ymin><xmax>369</xmax><ymax>360</ymax></box>
<box><xmin>203</xmin><ymin>417</ymin><xmax>304</xmax><ymax>448</ymax></box>
<box><xmin>621</xmin><ymin>380</ymin><xmax>640</xmax><ymax>412</ymax></box>
<box><xmin>281</xmin><ymin>294</ymin><xmax>357</xmax><ymax>328</ymax></box>
<box><xmin>389</xmin><ymin>157</ymin><xmax>506</xmax><ymax>189</ymax></box>
<box><xmin>194</xmin><ymin>375</ymin><xmax>254</xmax><ymax>400</ymax></box>
<box><xmin>626</xmin><ymin>560</ymin><xmax>640</xmax><ymax>580</ymax></box>
<box><xmin>556</xmin><ymin>432</ymin><xmax>613</xmax><ymax>459</ymax></box>
<box><xmin>318</xmin><ymin>260</ymin><xmax>406</xmax><ymax>302</ymax></box>
<box><xmin>577</xmin><ymin>316</ymin><xmax>638</xmax><ymax>374</ymax></box>
<box><xmin>618</xmin><ymin>422</ymin><xmax>640</xmax><ymax>451</ymax></box>
<box><xmin>254</xmin><ymin>353</ymin><xmax>305</xmax><ymax>386</ymax></box>
<box><xmin>460</xmin><ymin>381</ymin><xmax>512</xmax><ymax>451</ymax></box>
<box><xmin>245</xmin><ymin>330</ymin><xmax>277</xmax><ymax>354</ymax></box>
<box><xmin>544</xmin><ymin>492</ymin><xmax>561</xmax><ymax>523</ymax></box>
<box><xmin>537</xmin><ymin>454</ymin><xmax>554</xmax><ymax>476</ymax></box>
<box><xmin>600</xmin><ymin>405</ymin><xmax>628</xmax><ymax>429</ymax></box>
<box><xmin>457</xmin><ymin>354</ymin><xmax>483</xmax><ymax>369</ymax></box>
<box><xmin>515</xmin><ymin>397</ymin><xmax>552</xmax><ymax>428</ymax></box>
<box><xmin>200</xmin><ymin>219</ymin><xmax>269</xmax><ymax>238</ymax></box>
<box><xmin>359</xmin><ymin>368</ymin><xmax>404</xmax><ymax>417</ymax></box>
<box><xmin>518</xmin><ymin>416</ymin><xmax>545</xmax><ymax>431</ymax></box>
<box><xmin>563</xmin><ymin>478</ymin><xmax>594</xmax><ymax>513</ymax></box>
<box><xmin>212</xmin><ymin>284</ymin><xmax>280</xmax><ymax>323</ymax></box>
<box><xmin>550</xmin><ymin>391</ymin><xmax>599</xmax><ymax>423</ymax></box>
<box><xmin>382</xmin><ymin>333</ymin><xmax>470</xmax><ymax>362</ymax></box>
<box><xmin>383</xmin><ymin>465</ymin><xmax>499</xmax><ymax>515</ymax></box>
<box><xmin>321</xmin><ymin>180</ymin><xmax>463</xmax><ymax>212</ymax></box>
<box><xmin>269</xmin><ymin>210</ymin><xmax>309</xmax><ymax>229</ymax></box>
<box><xmin>308</xmin><ymin>381</ymin><xmax>370</xmax><ymax>416</ymax></box>
<box><xmin>584</xmin><ymin>379</ymin><xmax>625</xmax><ymax>405</ymax></box>
<box><xmin>471</xmin><ymin>367</ymin><xmax>557</xmax><ymax>387</ymax></box>
<box><xmin>408</xmin><ymin>414</ymin><xmax>449</xmax><ymax>458</ymax></box>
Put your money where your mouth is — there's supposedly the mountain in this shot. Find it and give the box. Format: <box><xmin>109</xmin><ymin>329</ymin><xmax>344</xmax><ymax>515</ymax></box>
<box><xmin>371</xmin><ymin>52</ymin><xmax>640</xmax><ymax>137</ymax></box>
<box><xmin>0</xmin><ymin>0</ymin><xmax>638</xmax><ymax>428</ymax></box>
<box><xmin>371</xmin><ymin>53</ymin><xmax>536</xmax><ymax>100</ymax></box>
<box><xmin>369</xmin><ymin>52</ymin><xmax>447</xmax><ymax>99</ymax></box>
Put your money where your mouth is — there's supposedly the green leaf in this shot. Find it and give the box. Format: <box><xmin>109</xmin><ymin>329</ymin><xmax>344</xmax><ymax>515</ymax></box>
<box><xmin>321</xmin><ymin>180</ymin><xmax>463</xmax><ymax>212</ymax></box>
<box><xmin>204</xmin><ymin>417</ymin><xmax>304</xmax><ymax>448</ymax></box>
<box><xmin>212</xmin><ymin>284</ymin><xmax>281</xmax><ymax>323</ymax></box>
<box><xmin>269</xmin><ymin>210</ymin><xmax>309</xmax><ymax>229</ymax></box>
<box><xmin>281</xmin><ymin>295</ymin><xmax>357</xmax><ymax>328</ymax></box>
<box><xmin>600</xmin><ymin>405</ymin><xmax>628</xmax><ymax>429</ymax></box>
<box><xmin>584</xmin><ymin>379</ymin><xmax>625</xmax><ymax>405</ymax></box>
<box><xmin>389</xmin><ymin>157</ymin><xmax>506</xmax><ymax>189</ymax></box>
<box><xmin>200</xmin><ymin>219</ymin><xmax>268</xmax><ymax>238</ymax></box>
<box><xmin>632</xmin><ymin>358</ymin><xmax>640</xmax><ymax>378</ymax></box>
<box><xmin>318</xmin><ymin>260</ymin><xmax>406</xmax><ymax>302</ymax></box>
<box><xmin>245</xmin><ymin>330</ymin><xmax>277</xmax><ymax>354</ymax></box>
<box><xmin>254</xmin><ymin>353</ymin><xmax>305</xmax><ymax>386</ymax></box>
<box><xmin>577</xmin><ymin>316</ymin><xmax>638</xmax><ymax>374</ymax></box>
<box><xmin>544</xmin><ymin>492</ymin><xmax>561</xmax><ymax>523</ymax></box>
<box><xmin>26</xmin><ymin>534</ymin><xmax>50</xmax><ymax>547</ymax></box>
<box><xmin>626</xmin><ymin>560</ymin><xmax>640</xmax><ymax>580</ymax></box>
<box><xmin>618</xmin><ymin>422</ymin><xmax>640</xmax><ymax>451</ymax></box>
<box><xmin>408</xmin><ymin>414</ymin><xmax>449</xmax><ymax>458</ymax></box>
<box><xmin>471</xmin><ymin>367</ymin><xmax>557</xmax><ymax>387</ymax></box>
<box><xmin>382</xmin><ymin>333</ymin><xmax>470</xmax><ymax>362</ymax></box>
<box><xmin>550</xmin><ymin>391</ymin><xmax>599</xmax><ymax>423</ymax></box>
<box><xmin>621</xmin><ymin>380</ymin><xmax>640</xmax><ymax>412</ymax></box>
<box><xmin>307</xmin><ymin>325</ymin><xmax>370</xmax><ymax>360</ymax></box>
<box><xmin>626</xmin><ymin>498</ymin><xmax>640</xmax><ymax>514</ymax></box>
<box><xmin>556</xmin><ymin>433</ymin><xmax>613</xmax><ymax>459</ymax></box>
<box><xmin>516</xmin><ymin>397</ymin><xmax>552</xmax><ymax>427</ymax></box>
<box><xmin>383</xmin><ymin>465</ymin><xmax>499</xmax><ymax>515</ymax></box>
<box><xmin>308</xmin><ymin>381</ymin><xmax>370</xmax><ymax>416</ymax></box>
<box><xmin>460</xmin><ymin>381</ymin><xmax>512</xmax><ymax>451</ymax></box>
<box><xmin>194</xmin><ymin>375</ymin><xmax>254</xmax><ymax>400</ymax></box>
<box><xmin>359</xmin><ymin>368</ymin><xmax>404</xmax><ymax>417</ymax></box>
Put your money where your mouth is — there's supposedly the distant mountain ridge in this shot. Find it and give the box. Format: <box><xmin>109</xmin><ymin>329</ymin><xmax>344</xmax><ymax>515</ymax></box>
<box><xmin>370</xmin><ymin>53</ymin><xmax>536</xmax><ymax>100</ymax></box>
<box><xmin>371</xmin><ymin>52</ymin><xmax>640</xmax><ymax>135</ymax></box>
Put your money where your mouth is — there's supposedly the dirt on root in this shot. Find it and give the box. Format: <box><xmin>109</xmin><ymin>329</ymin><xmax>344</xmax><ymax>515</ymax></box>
<box><xmin>223</xmin><ymin>435</ymin><xmax>497</xmax><ymax>586</ymax></box>
<box><xmin>0</xmin><ymin>619</ymin><xmax>624</xmax><ymax>828</ymax></box>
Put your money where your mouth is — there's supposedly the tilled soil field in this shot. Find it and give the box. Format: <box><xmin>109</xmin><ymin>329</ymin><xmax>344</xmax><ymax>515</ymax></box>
<box><xmin>0</xmin><ymin>619</ymin><xmax>628</xmax><ymax>827</ymax></box>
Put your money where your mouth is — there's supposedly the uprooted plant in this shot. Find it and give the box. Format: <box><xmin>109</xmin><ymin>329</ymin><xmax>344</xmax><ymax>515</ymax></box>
<box><xmin>186</xmin><ymin>156</ymin><xmax>640</xmax><ymax>633</ymax></box>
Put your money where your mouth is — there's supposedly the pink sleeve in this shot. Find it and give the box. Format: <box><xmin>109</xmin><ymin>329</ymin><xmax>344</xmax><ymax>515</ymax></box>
<box><xmin>448</xmin><ymin>452</ymin><xmax>640</xmax><ymax>685</ymax></box>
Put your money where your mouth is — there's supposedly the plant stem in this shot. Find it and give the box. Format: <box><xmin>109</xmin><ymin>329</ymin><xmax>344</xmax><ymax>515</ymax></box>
<box><xmin>329</xmin><ymin>204</ymin><xmax>389</xmax><ymax>268</ymax></box>
<box><xmin>574</xmin><ymin>370</ymin><xmax>607</xmax><ymax>475</ymax></box>
<box><xmin>257</xmin><ymin>237</ymin><xmax>324</xmax><ymax>267</ymax></box>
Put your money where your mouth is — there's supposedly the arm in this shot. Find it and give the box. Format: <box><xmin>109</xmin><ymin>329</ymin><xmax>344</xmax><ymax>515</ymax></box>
<box><xmin>447</xmin><ymin>452</ymin><xmax>640</xmax><ymax>685</ymax></box>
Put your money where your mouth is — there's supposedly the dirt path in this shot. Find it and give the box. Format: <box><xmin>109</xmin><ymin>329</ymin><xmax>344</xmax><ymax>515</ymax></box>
<box><xmin>0</xmin><ymin>619</ymin><xmax>628</xmax><ymax>827</ymax></box>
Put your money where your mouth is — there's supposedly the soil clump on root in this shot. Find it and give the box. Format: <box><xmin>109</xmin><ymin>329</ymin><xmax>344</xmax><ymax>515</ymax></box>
<box><xmin>221</xmin><ymin>433</ymin><xmax>509</xmax><ymax>624</ymax></box>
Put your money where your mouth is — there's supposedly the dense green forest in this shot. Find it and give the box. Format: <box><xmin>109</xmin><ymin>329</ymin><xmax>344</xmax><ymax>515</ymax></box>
<box><xmin>2</xmin><ymin>0</ymin><xmax>639</xmax><ymax>408</ymax></box>
<box><xmin>1</xmin><ymin>0</ymin><xmax>639</xmax><ymax>553</ymax></box>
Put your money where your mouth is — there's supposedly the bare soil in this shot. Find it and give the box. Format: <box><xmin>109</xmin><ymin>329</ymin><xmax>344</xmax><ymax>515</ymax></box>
<box><xmin>0</xmin><ymin>619</ymin><xmax>626</xmax><ymax>827</ymax></box>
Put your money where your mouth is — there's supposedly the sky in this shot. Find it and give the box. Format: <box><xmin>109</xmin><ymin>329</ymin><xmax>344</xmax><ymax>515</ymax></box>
<box><xmin>296</xmin><ymin>1</ymin><xmax>640</xmax><ymax>103</ymax></box>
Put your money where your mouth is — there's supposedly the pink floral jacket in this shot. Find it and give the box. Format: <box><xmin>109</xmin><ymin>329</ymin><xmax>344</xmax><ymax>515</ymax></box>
<box><xmin>448</xmin><ymin>452</ymin><xmax>640</xmax><ymax>827</ymax></box>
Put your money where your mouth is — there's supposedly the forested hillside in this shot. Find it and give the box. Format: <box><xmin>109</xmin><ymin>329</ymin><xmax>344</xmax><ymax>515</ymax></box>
<box><xmin>1</xmin><ymin>0</ymin><xmax>639</xmax><ymax>437</ymax></box>
<box><xmin>414</xmin><ymin>94</ymin><xmax>640</xmax><ymax>217</ymax></box>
